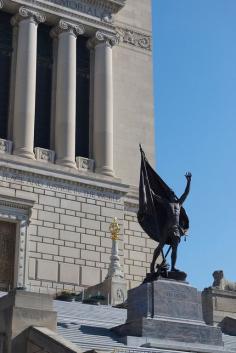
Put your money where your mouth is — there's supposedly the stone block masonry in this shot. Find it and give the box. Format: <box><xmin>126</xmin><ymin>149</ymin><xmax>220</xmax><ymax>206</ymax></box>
<box><xmin>0</xmin><ymin>163</ymin><xmax>157</xmax><ymax>292</ymax></box>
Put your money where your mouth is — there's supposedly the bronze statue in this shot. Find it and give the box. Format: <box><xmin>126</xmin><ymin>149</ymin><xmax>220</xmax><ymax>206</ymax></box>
<box><xmin>137</xmin><ymin>146</ymin><xmax>191</xmax><ymax>279</ymax></box>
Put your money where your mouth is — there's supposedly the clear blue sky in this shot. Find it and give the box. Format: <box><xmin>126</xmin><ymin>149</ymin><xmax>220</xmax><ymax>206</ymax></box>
<box><xmin>152</xmin><ymin>0</ymin><xmax>236</xmax><ymax>290</ymax></box>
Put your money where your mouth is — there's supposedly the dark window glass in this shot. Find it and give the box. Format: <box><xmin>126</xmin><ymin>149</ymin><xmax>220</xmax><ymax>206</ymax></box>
<box><xmin>76</xmin><ymin>36</ymin><xmax>90</xmax><ymax>158</ymax></box>
<box><xmin>34</xmin><ymin>24</ymin><xmax>52</xmax><ymax>149</ymax></box>
<box><xmin>0</xmin><ymin>11</ymin><xmax>12</xmax><ymax>139</ymax></box>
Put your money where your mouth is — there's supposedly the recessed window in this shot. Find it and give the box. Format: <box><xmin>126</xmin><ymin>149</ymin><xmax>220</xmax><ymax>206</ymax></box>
<box><xmin>34</xmin><ymin>23</ymin><xmax>53</xmax><ymax>149</ymax></box>
<box><xmin>75</xmin><ymin>36</ymin><xmax>90</xmax><ymax>158</ymax></box>
<box><xmin>0</xmin><ymin>11</ymin><xmax>12</xmax><ymax>139</ymax></box>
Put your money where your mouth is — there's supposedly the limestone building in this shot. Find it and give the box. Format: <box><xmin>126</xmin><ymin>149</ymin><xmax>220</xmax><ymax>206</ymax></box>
<box><xmin>0</xmin><ymin>0</ymin><xmax>155</xmax><ymax>293</ymax></box>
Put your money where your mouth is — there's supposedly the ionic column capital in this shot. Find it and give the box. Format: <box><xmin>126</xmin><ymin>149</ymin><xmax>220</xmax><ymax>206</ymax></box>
<box><xmin>87</xmin><ymin>31</ymin><xmax>119</xmax><ymax>49</ymax></box>
<box><xmin>11</xmin><ymin>6</ymin><xmax>46</xmax><ymax>26</ymax></box>
<box><xmin>51</xmin><ymin>19</ymin><xmax>85</xmax><ymax>38</ymax></box>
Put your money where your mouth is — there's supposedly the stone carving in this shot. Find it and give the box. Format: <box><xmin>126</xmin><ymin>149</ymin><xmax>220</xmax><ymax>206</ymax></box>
<box><xmin>212</xmin><ymin>270</ymin><xmax>236</xmax><ymax>291</ymax></box>
<box><xmin>94</xmin><ymin>30</ymin><xmax>119</xmax><ymax>47</ymax></box>
<box><xmin>39</xmin><ymin>0</ymin><xmax>125</xmax><ymax>18</ymax></box>
<box><xmin>0</xmin><ymin>0</ymin><xmax>3</xmax><ymax>9</ymax></box>
<box><xmin>12</xmin><ymin>0</ymin><xmax>115</xmax><ymax>31</ymax></box>
<box><xmin>76</xmin><ymin>156</ymin><xmax>94</xmax><ymax>172</ymax></box>
<box><xmin>101</xmin><ymin>12</ymin><xmax>113</xmax><ymax>23</ymax></box>
<box><xmin>0</xmin><ymin>168</ymin><xmax>123</xmax><ymax>202</ymax></box>
<box><xmin>34</xmin><ymin>147</ymin><xmax>55</xmax><ymax>163</ymax></box>
<box><xmin>0</xmin><ymin>139</ymin><xmax>13</xmax><ymax>154</ymax></box>
<box><xmin>116</xmin><ymin>27</ymin><xmax>152</xmax><ymax>51</ymax></box>
<box><xmin>116</xmin><ymin>288</ymin><xmax>125</xmax><ymax>302</ymax></box>
<box><xmin>11</xmin><ymin>6</ymin><xmax>46</xmax><ymax>26</ymax></box>
<box><xmin>51</xmin><ymin>19</ymin><xmax>85</xmax><ymax>37</ymax></box>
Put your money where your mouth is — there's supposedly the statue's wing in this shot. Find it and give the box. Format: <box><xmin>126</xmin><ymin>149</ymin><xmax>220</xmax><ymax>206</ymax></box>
<box><xmin>137</xmin><ymin>147</ymin><xmax>173</xmax><ymax>243</ymax></box>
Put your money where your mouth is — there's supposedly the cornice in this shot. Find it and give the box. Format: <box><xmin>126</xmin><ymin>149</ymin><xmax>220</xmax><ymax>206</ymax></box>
<box><xmin>8</xmin><ymin>0</ymin><xmax>116</xmax><ymax>31</ymax></box>
<box><xmin>6</xmin><ymin>0</ymin><xmax>150</xmax><ymax>51</ymax></box>
<box><xmin>81</xmin><ymin>0</ymin><xmax>126</xmax><ymax>14</ymax></box>
<box><xmin>0</xmin><ymin>155</ymin><xmax>129</xmax><ymax>197</ymax></box>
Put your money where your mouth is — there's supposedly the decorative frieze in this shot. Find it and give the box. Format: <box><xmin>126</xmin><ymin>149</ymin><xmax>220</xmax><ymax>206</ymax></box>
<box><xmin>38</xmin><ymin>0</ymin><xmax>125</xmax><ymax>18</ymax></box>
<box><xmin>34</xmin><ymin>147</ymin><xmax>55</xmax><ymax>163</ymax></box>
<box><xmin>0</xmin><ymin>166</ymin><xmax>125</xmax><ymax>201</ymax></box>
<box><xmin>116</xmin><ymin>27</ymin><xmax>152</xmax><ymax>51</ymax></box>
<box><xmin>0</xmin><ymin>139</ymin><xmax>13</xmax><ymax>155</ymax></box>
<box><xmin>76</xmin><ymin>156</ymin><xmax>95</xmax><ymax>172</ymax></box>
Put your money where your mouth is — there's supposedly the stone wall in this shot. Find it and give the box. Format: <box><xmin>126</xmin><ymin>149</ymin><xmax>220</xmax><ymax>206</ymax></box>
<box><xmin>0</xmin><ymin>159</ymin><xmax>157</xmax><ymax>292</ymax></box>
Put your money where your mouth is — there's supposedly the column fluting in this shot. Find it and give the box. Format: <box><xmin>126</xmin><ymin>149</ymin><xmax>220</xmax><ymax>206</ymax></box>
<box><xmin>11</xmin><ymin>7</ymin><xmax>45</xmax><ymax>159</ymax></box>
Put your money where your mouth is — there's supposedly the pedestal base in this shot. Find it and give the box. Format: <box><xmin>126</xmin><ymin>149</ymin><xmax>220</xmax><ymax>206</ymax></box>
<box><xmin>113</xmin><ymin>279</ymin><xmax>223</xmax><ymax>348</ymax></box>
<box><xmin>114</xmin><ymin>317</ymin><xmax>223</xmax><ymax>346</ymax></box>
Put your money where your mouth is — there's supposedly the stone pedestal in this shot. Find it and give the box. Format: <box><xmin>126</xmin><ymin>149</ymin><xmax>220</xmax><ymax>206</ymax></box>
<box><xmin>114</xmin><ymin>279</ymin><xmax>223</xmax><ymax>350</ymax></box>
<box><xmin>85</xmin><ymin>231</ymin><xmax>127</xmax><ymax>306</ymax></box>
<box><xmin>85</xmin><ymin>276</ymin><xmax>127</xmax><ymax>306</ymax></box>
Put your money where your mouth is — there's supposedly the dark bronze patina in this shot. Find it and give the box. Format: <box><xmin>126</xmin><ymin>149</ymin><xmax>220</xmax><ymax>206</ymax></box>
<box><xmin>137</xmin><ymin>145</ymin><xmax>191</xmax><ymax>280</ymax></box>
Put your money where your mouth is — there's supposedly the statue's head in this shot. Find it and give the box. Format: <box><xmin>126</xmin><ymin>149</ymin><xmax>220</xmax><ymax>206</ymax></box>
<box><xmin>213</xmin><ymin>270</ymin><xmax>224</xmax><ymax>283</ymax></box>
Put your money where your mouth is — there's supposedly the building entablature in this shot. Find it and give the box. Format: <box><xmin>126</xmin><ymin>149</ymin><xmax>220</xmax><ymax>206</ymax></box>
<box><xmin>3</xmin><ymin>0</ymin><xmax>125</xmax><ymax>33</ymax></box>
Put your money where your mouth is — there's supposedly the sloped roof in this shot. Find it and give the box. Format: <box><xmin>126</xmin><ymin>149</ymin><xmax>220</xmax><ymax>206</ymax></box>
<box><xmin>54</xmin><ymin>299</ymin><xmax>236</xmax><ymax>353</ymax></box>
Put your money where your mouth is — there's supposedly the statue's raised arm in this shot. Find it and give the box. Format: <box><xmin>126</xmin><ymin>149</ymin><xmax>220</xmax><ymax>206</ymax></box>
<box><xmin>179</xmin><ymin>172</ymin><xmax>192</xmax><ymax>205</ymax></box>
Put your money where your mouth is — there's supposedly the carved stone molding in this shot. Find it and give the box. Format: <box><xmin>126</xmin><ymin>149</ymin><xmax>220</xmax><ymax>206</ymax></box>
<box><xmin>11</xmin><ymin>6</ymin><xmax>46</xmax><ymax>26</ymax></box>
<box><xmin>0</xmin><ymin>139</ymin><xmax>13</xmax><ymax>155</ymax></box>
<box><xmin>83</xmin><ymin>0</ymin><xmax>126</xmax><ymax>14</ymax></box>
<box><xmin>76</xmin><ymin>156</ymin><xmax>95</xmax><ymax>172</ymax></box>
<box><xmin>0</xmin><ymin>194</ymin><xmax>35</xmax><ymax>289</ymax></box>
<box><xmin>116</xmin><ymin>27</ymin><xmax>152</xmax><ymax>51</ymax></box>
<box><xmin>8</xmin><ymin>0</ymin><xmax>119</xmax><ymax>32</ymax></box>
<box><xmin>0</xmin><ymin>164</ymin><xmax>126</xmax><ymax>204</ymax></box>
<box><xmin>88</xmin><ymin>30</ymin><xmax>118</xmax><ymax>48</ymax></box>
<box><xmin>34</xmin><ymin>147</ymin><xmax>55</xmax><ymax>163</ymax></box>
<box><xmin>51</xmin><ymin>19</ymin><xmax>85</xmax><ymax>37</ymax></box>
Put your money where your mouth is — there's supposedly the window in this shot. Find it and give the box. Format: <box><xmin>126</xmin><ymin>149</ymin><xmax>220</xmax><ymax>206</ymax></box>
<box><xmin>0</xmin><ymin>11</ymin><xmax>12</xmax><ymax>139</ymax></box>
<box><xmin>75</xmin><ymin>36</ymin><xmax>90</xmax><ymax>158</ymax></box>
<box><xmin>34</xmin><ymin>23</ymin><xmax>53</xmax><ymax>149</ymax></box>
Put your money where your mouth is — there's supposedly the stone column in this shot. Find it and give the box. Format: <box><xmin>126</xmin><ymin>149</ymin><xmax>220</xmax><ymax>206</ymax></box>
<box><xmin>11</xmin><ymin>7</ymin><xmax>45</xmax><ymax>159</ymax></box>
<box><xmin>90</xmin><ymin>31</ymin><xmax>118</xmax><ymax>177</ymax></box>
<box><xmin>51</xmin><ymin>20</ymin><xmax>84</xmax><ymax>168</ymax></box>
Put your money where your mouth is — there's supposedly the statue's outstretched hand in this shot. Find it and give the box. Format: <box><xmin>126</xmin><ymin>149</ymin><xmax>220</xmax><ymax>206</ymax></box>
<box><xmin>185</xmin><ymin>172</ymin><xmax>192</xmax><ymax>181</ymax></box>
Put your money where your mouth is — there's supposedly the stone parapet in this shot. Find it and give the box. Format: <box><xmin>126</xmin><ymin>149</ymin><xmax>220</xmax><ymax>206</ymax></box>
<box><xmin>202</xmin><ymin>287</ymin><xmax>236</xmax><ymax>326</ymax></box>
